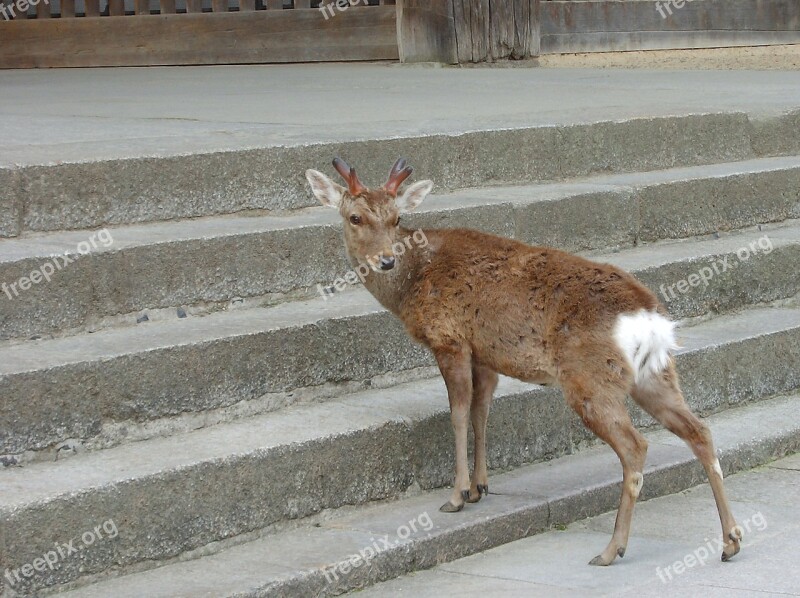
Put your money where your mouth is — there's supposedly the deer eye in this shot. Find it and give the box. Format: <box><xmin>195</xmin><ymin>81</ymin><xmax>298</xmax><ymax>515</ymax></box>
<box><xmin>394</xmin><ymin>216</ymin><xmax>401</xmax><ymax>226</ymax></box>
<box><xmin>349</xmin><ymin>215</ymin><xmax>361</xmax><ymax>225</ymax></box>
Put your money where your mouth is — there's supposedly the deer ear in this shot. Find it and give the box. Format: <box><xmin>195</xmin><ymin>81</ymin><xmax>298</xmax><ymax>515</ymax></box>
<box><xmin>396</xmin><ymin>180</ymin><xmax>433</xmax><ymax>212</ymax></box>
<box><xmin>306</xmin><ymin>169</ymin><xmax>345</xmax><ymax>208</ymax></box>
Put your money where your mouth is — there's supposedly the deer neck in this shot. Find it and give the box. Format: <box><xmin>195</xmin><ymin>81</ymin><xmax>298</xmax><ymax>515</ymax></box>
<box><xmin>346</xmin><ymin>227</ymin><xmax>430</xmax><ymax>316</ymax></box>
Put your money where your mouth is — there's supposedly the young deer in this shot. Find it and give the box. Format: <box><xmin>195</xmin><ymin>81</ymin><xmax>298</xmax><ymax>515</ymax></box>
<box><xmin>306</xmin><ymin>158</ymin><xmax>742</xmax><ymax>566</ymax></box>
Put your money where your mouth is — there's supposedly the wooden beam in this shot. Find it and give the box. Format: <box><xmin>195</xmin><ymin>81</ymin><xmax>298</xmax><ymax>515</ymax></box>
<box><xmin>539</xmin><ymin>0</ymin><xmax>800</xmax><ymax>53</ymax></box>
<box><xmin>542</xmin><ymin>29</ymin><xmax>800</xmax><ymax>54</ymax></box>
<box><xmin>0</xmin><ymin>7</ymin><xmax>399</xmax><ymax>68</ymax></box>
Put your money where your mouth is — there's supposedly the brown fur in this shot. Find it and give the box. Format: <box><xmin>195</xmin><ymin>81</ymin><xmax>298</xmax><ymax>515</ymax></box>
<box><xmin>306</xmin><ymin>160</ymin><xmax>741</xmax><ymax>565</ymax></box>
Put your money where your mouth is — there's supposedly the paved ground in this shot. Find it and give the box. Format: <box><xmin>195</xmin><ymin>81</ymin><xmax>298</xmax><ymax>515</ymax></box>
<box><xmin>2</xmin><ymin>65</ymin><xmax>800</xmax><ymax>166</ymax></box>
<box><xmin>357</xmin><ymin>453</ymin><xmax>800</xmax><ymax>597</ymax></box>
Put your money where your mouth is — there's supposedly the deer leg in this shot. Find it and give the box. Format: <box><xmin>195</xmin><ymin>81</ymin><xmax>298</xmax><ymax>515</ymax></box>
<box><xmin>467</xmin><ymin>364</ymin><xmax>498</xmax><ymax>503</ymax></box>
<box><xmin>563</xmin><ymin>378</ymin><xmax>648</xmax><ymax>566</ymax></box>
<box><xmin>435</xmin><ymin>347</ymin><xmax>474</xmax><ymax>513</ymax></box>
<box><xmin>632</xmin><ymin>364</ymin><xmax>741</xmax><ymax>562</ymax></box>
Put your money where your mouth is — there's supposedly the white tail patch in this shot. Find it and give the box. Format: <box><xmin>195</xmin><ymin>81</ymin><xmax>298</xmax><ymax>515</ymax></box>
<box><xmin>614</xmin><ymin>310</ymin><xmax>679</xmax><ymax>386</ymax></box>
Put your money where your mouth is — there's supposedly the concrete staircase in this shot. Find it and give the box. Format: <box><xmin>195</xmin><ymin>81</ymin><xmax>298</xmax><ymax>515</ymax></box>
<box><xmin>1</xmin><ymin>109</ymin><xmax>800</xmax><ymax>597</ymax></box>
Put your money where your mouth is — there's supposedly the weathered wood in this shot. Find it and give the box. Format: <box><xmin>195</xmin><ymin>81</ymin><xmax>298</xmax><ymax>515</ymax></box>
<box><xmin>109</xmin><ymin>0</ymin><xmax>125</xmax><ymax>15</ymax></box>
<box><xmin>266</xmin><ymin>0</ymin><xmax>282</xmax><ymax>8</ymax></box>
<box><xmin>134</xmin><ymin>0</ymin><xmax>150</xmax><ymax>14</ymax></box>
<box><xmin>451</xmin><ymin>0</ymin><xmax>538</xmax><ymax>62</ymax></box>
<box><xmin>530</xmin><ymin>0</ymin><xmax>541</xmax><ymax>56</ymax></box>
<box><xmin>211</xmin><ymin>0</ymin><xmax>226</xmax><ymax>12</ymax></box>
<box><xmin>159</xmin><ymin>0</ymin><xmax>176</xmax><ymax>13</ymax></box>
<box><xmin>35</xmin><ymin>0</ymin><xmax>51</xmax><ymax>17</ymax></box>
<box><xmin>539</xmin><ymin>0</ymin><xmax>800</xmax><ymax>54</ymax></box>
<box><xmin>84</xmin><ymin>0</ymin><xmax>100</xmax><ymax>16</ymax></box>
<box><xmin>0</xmin><ymin>6</ymin><xmax>398</xmax><ymax>68</ymax></box>
<box><xmin>542</xmin><ymin>29</ymin><xmax>800</xmax><ymax>54</ymax></box>
<box><xmin>396</xmin><ymin>0</ymin><xmax>458</xmax><ymax>63</ymax></box>
<box><xmin>239</xmin><ymin>0</ymin><xmax>254</xmax><ymax>10</ymax></box>
<box><xmin>541</xmin><ymin>0</ymin><xmax>800</xmax><ymax>35</ymax></box>
<box><xmin>466</xmin><ymin>0</ymin><xmax>489</xmax><ymax>61</ymax></box>
<box><xmin>489</xmin><ymin>0</ymin><xmax>538</xmax><ymax>59</ymax></box>
<box><xmin>185</xmin><ymin>0</ymin><xmax>203</xmax><ymax>12</ymax></box>
<box><xmin>60</xmin><ymin>0</ymin><xmax>76</xmax><ymax>17</ymax></box>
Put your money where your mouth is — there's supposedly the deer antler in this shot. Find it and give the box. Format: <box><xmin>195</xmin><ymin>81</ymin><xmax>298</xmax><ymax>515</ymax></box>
<box><xmin>332</xmin><ymin>157</ymin><xmax>367</xmax><ymax>196</ymax></box>
<box><xmin>384</xmin><ymin>158</ymin><xmax>414</xmax><ymax>197</ymax></box>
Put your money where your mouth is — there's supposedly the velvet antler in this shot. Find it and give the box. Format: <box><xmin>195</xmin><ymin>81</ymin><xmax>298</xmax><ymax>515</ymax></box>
<box><xmin>332</xmin><ymin>157</ymin><xmax>367</xmax><ymax>196</ymax></box>
<box><xmin>384</xmin><ymin>158</ymin><xmax>413</xmax><ymax>197</ymax></box>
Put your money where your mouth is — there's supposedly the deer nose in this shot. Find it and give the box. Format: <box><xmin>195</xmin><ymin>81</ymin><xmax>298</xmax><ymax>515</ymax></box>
<box><xmin>379</xmin><ymin>256</ymin><xmax>396</xmax><ymax>271</ymax></box>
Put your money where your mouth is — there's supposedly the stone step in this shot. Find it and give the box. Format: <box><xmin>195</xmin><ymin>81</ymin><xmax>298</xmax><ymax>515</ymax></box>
<box><xmin>28</xmin><ymin>394</ymin><xmax>800</xmax><ymax>598</ymax></box>
<box><xmin>2</xmin><ymin>307</ymin><xmax>800</xmax><ymax>594</ymax></box>
<box><xmin>2</xmin><ymin>224</ymin><xmax>799</xmax><ymax>458</ymax></box>
<box><xmin>1</xmin><ymin>154</ymin><xmax>798</xmax><ymax>341</ymax></box>
<box><xmin>1</xmin><ymin>111</ymin><xmax>782</xmax><ymax>238</ymax></box>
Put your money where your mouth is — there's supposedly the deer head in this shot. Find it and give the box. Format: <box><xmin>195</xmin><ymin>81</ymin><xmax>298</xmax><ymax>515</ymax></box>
<box><xmin>306</xmin><ymin>158</ymin><xmax>434</xmax><ymax>272</ymax></box>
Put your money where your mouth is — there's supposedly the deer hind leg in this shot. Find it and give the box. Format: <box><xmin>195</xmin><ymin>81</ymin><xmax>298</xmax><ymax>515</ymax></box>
<box><xmin>466</xmin><ymin>364</ymin><xmax>498</xmax><ymax>503</ymax></box>
<box><xmin>631</xmin><ymin>363</ymin><xmax>741</xmax><ymax>562</ymax></box>
<box><xmin>435</xmin><ymin>346</ymin><xmax>474</xmax><ymax>513</ymax></box>
<box><xmin>562</xmin><ymin>376</ymin><xmax>648</xmax><ymax>566</ymax></box>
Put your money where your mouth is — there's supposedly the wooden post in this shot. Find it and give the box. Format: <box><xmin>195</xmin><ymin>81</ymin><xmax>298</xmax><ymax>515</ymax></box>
<box><xmin>398</xmin><ymin>0</ymin><xmax>539</xmax><ymax>64</ymax></box>
<box><xmin>396</xmin><ymin>0</ymin><xmax>458</xmax><ymax>64</ymax></box>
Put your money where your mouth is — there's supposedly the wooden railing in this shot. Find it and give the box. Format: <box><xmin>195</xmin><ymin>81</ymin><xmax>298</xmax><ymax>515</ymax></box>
<box><xmin>2</xmin><ymin>0</ymin><xmax>395</xmax><ymax>19</ymax></box>
<box><xmin>0</xmin><ymin>0</ymin><xmax>399</xmax><ymax>67</ymax></box>
<box><xmin>2</xmin><ymin>0</ymin><xmax>798</xmax><ymax>67</ymax></box>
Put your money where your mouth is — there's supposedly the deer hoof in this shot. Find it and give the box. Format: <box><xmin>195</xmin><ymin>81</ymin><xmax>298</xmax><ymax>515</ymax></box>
<box><xmin>721</xmin><ymin>541</ymin><xmax>741</xmax><ymax>562</ymax></box>
<box><xmin>617</xmin><ymin>547</ymin><xmax>626</xmax><ymax>558</ymax></box>
<box><xmin>466</xmin><ymin>484</ymin><xmax>488</xmax><ymax>503</ymax></box>
<box><xmin>439</xmin><ymin>500</ymin><xmax>464</xmax><ymax>513</ymax></box>
<box><xmin>589</xmin><ymin>555</ymin><xmax>609</xmax><ymax>566</ymax></box>
<box><xmin>589</xmin><ymin>550</ymin><xmax>617</xmax><ymax>566</ymax></box>
<box><xmin>466</xmin><ymin>491</ymin><xmax>481</xmax><ymax>503</ymax></box>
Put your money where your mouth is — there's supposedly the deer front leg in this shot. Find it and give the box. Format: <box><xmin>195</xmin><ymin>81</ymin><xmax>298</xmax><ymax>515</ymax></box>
<box><xmin>467</xmin><ymin>364</ymin><xmax>497</xmax><ymax>503</ymax></box>
<box><xmin>435</xmin><ymin>347</ymin><xmax>473</xmax><ymax>513</ymax></box>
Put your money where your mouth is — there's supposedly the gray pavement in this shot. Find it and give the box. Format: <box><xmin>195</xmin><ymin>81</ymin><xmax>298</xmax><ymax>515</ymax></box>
<box><xmin>357</xmin><ymin>453</ymin><xmax>800</xmax><ymax>597</ymax></box>
<box><xmin>2</xmin><ymin>65</ymin><xmax>800</xmax><ymax>165</ymax></box>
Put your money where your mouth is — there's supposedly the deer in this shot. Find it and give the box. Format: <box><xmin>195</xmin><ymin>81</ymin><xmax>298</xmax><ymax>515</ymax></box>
<box><xmin>305</xmin><ymin>158</ymin><xmax>742</xmax><ymax>566</ymax></box>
